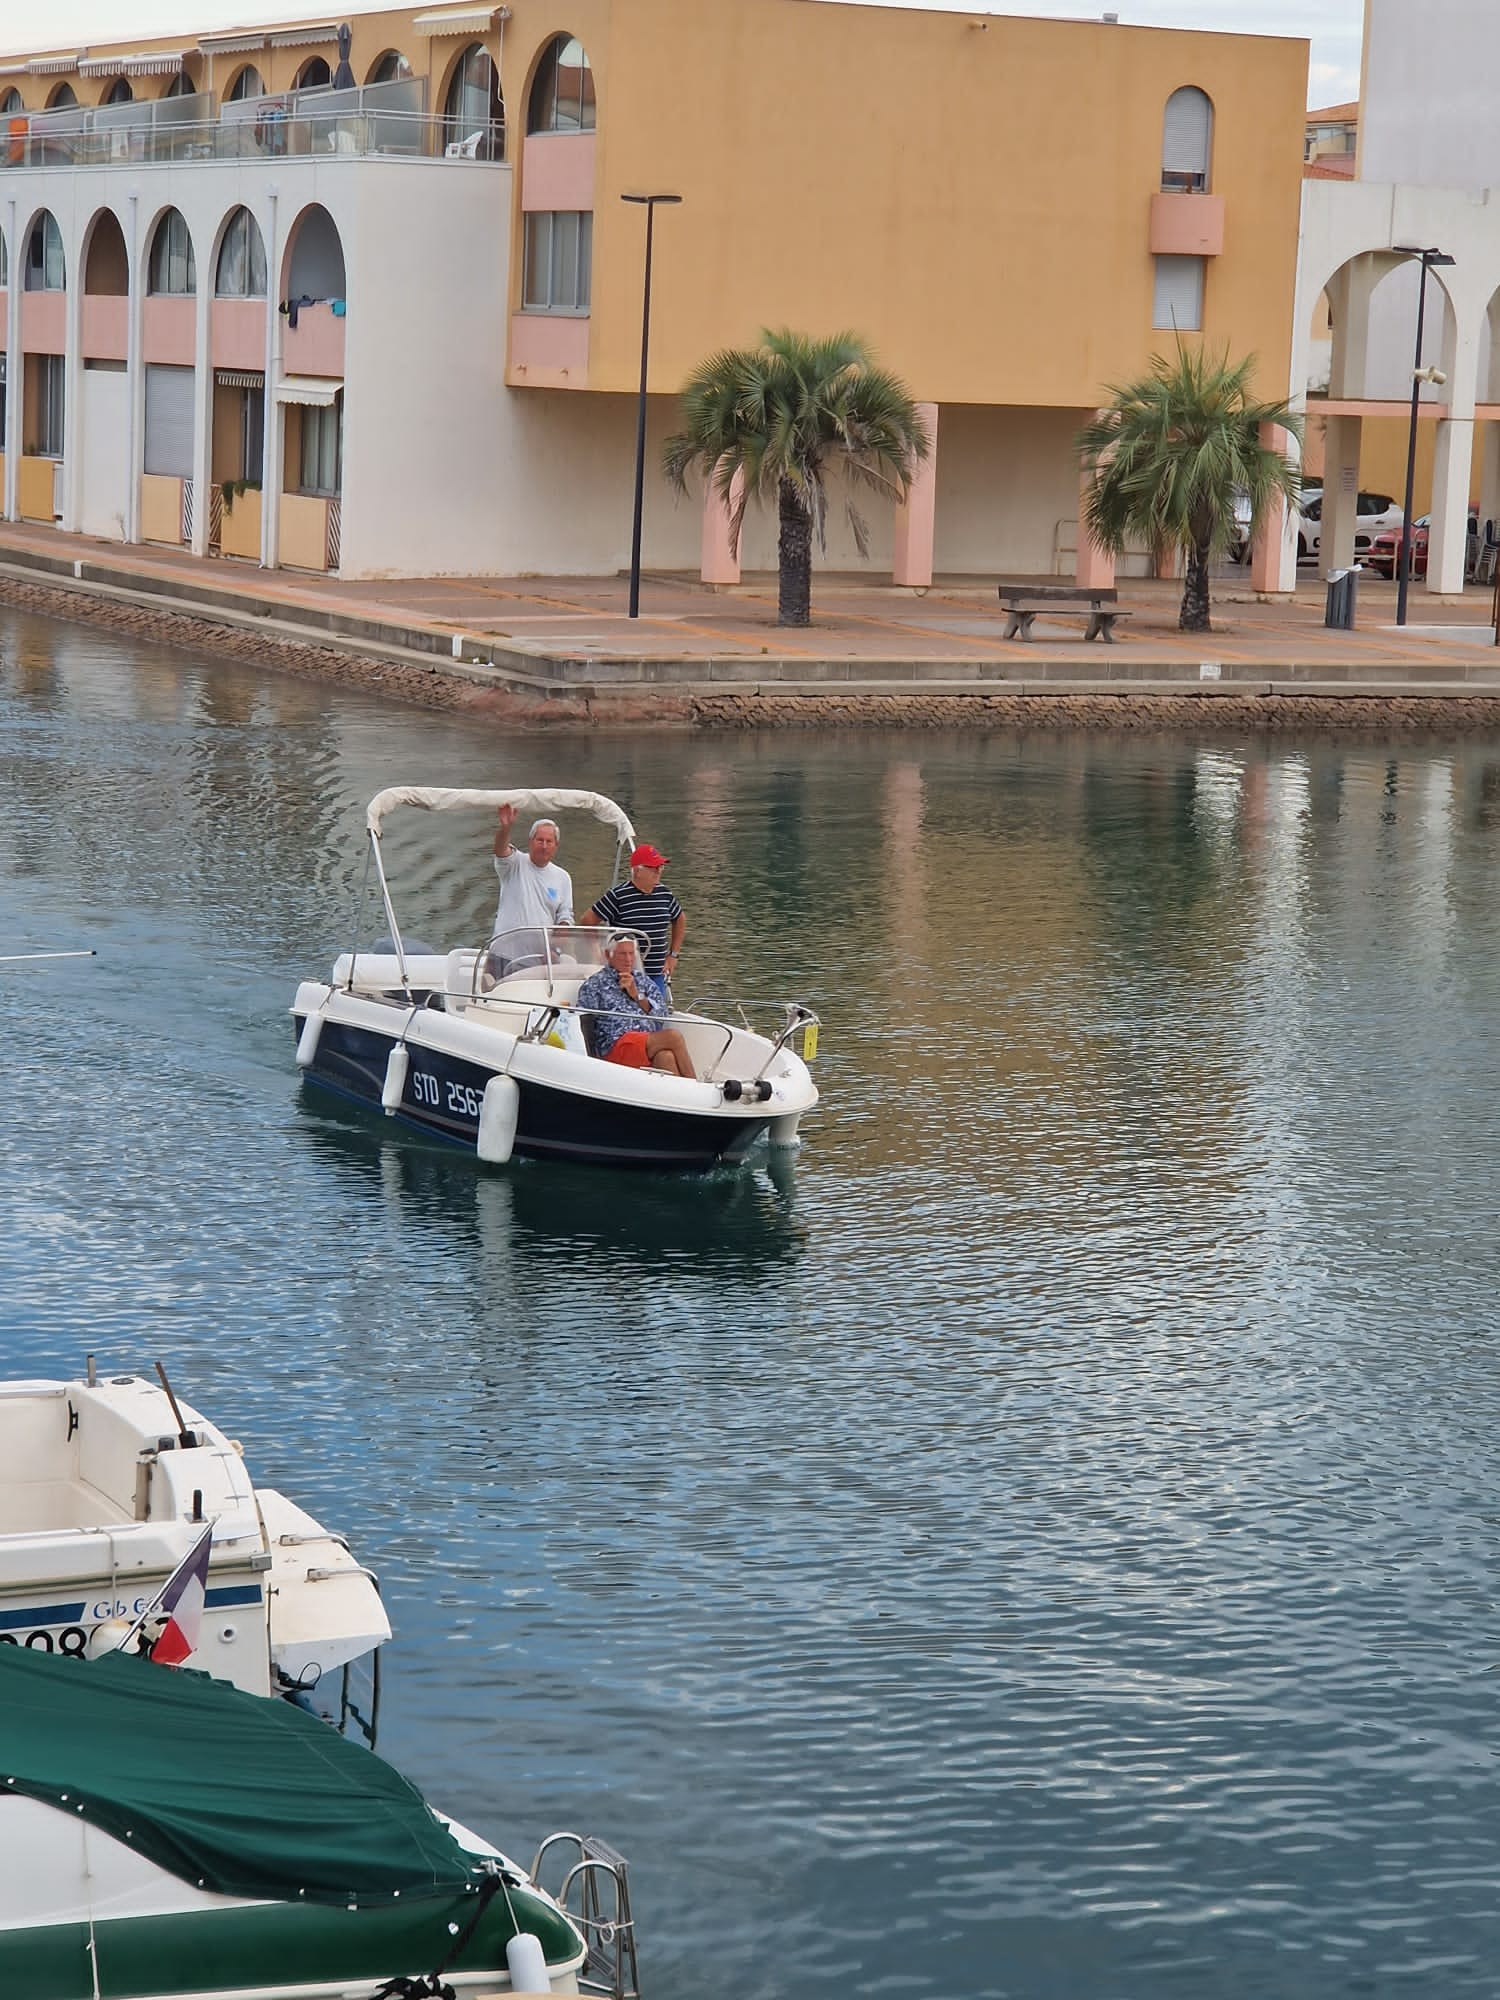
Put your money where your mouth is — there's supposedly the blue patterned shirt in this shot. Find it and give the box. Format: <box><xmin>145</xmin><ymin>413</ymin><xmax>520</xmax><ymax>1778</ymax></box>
<box><xmin>577</xmin><ymin>963</ymin><xmax>666</xmax><ymax>1059</ymax></box>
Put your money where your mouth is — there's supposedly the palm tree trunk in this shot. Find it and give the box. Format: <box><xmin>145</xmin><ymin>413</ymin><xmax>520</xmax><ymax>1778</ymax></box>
<box><xmin>777</xmin><ymin>479</ymin><xmax>812</xmax><ymax>627</ymax></box>
<box><xmin>1179</xmin><ymin>537</ymin><xmax>1212</xmax><ymax>632</ymax></box>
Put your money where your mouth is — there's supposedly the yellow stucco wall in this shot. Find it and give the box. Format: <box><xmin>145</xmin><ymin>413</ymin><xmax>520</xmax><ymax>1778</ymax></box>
<box><xmin>577</xmin><ymin>0</ymin><xmax>1308</xmax><ymax>407</ymax></box>
<box><xmin>18</xmin><ymin>456</ymin><xmax>57</xmax><ymax>522</ymax></box>
<box><xmin>219</xmin><ymin>489</ymin><xmax>263</xmax><ymax>558</ymax></box>
<box><xmin>139</xmin><ymin>473</ymin><xmax>183</xmax><ymax>544</ymax></box>
<box><xmin>279</xmin><ymin>491</ymin><xmax>330</xmax><ymax>571</ymax></box>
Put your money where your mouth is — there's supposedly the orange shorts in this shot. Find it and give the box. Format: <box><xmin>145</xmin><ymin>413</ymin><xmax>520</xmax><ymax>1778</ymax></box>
<box><xmin>606</xmin><ymin>1031</ymin><xmax>650</xmax><ymax>1069</ymax></box>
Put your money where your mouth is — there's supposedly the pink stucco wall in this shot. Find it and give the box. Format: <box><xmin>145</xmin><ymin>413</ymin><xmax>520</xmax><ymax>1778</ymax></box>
<box><xmin>521</xmin><ymin>133</ymin><xmax>596</xmax><ymax>213</ymax></box>
<box><xmin>81</xmin><ymin>295</ymin><xmax>128</xmax><ymax>361</ymax></box>
<box><xmin>212</xmin><ymin>298</ymin><xmax>265</xmax><ymax>370</ymax></box>
<box><xmin>143</xmin><ymin>296</ymin><xmax>196</xmax><ymax>365</ymax></box>
<box><xmin>1148</xmin><ymin>193</ymin><xmax>1225</xmax><ymax>258</ymax></box>
<box><xmin>0</xmin><ymin>296</ymin><xmax>6</xmax><ymax>346</ymax></box>
<box><xmin>507</xmin><ymin>311</ymin><xmax>589</xmax><ymax>386</ymax></box>
<box><xmin>21</xmin><ymin>291</ymin><xmax>65</xmax><ymax>355</ymax></box>
<box><xmin>282</xmin><ymin>303</ymin><xmax>345</xmax><ymax>379</ymax></box>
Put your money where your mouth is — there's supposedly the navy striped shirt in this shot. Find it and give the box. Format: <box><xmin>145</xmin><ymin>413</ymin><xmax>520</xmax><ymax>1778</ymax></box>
<box><xmin>589</xmin><ymin>880</ymin><xmax>682</xmax><ymax>975</ymax></box>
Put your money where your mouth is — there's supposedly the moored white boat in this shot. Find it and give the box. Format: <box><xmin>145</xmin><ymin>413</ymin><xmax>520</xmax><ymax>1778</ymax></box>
<box><xmin>291</xmin><ymin>786</ymin><xmax>820</xmax><ymax>1172</ymax></box>
<box><xmin>0</xmin><ymin>1368</ymin><xmax>389</xmax><ymax>1732</ymax></box>
<box><xmin>0</xmin><ymin>1643</ymin><xmax>632</xmax><ymax>1999</ymax></box>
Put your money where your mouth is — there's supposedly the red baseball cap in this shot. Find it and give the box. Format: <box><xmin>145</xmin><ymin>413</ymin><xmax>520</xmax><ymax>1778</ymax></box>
<box><xmin>630</xmin><ymin>843</ymin><xmax>671</xmax><ymax>868</ymax></box>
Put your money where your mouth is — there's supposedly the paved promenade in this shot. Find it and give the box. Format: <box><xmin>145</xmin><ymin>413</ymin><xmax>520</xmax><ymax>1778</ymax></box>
<box><xmin>3</xmin><ymin>520</ymin><xmax>1500</xmax><ymax>725</ymax></box>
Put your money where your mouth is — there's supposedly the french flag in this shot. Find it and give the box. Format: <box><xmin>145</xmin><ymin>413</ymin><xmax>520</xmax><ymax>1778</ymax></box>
<box><xmin>148</xmin><ymin>1524</ymin><xmax>215</xmax><ymax>1668</ymax></box>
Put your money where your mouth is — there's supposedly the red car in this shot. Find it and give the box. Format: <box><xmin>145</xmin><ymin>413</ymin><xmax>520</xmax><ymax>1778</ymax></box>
<box><xmin>1365</xmin><ymin>512</ymin><xmax>1479</xmax><ymax>579</ymax></box>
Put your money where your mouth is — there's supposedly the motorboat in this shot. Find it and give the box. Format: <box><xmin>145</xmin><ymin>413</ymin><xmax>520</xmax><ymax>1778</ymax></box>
<box><xmin>0</xmin><ymin>1366</ymin><xmax>390</xmax><ymax>1736</ymax></box>
<box><xmin>291</xmin><ymin>786</ymin><xmax>820</xmax><ymax>1172</ymax></box>
<box><xmin>0</xmin><ymin>1642</ymin><xmax>636</xmax><ymax>1999</ymax></box>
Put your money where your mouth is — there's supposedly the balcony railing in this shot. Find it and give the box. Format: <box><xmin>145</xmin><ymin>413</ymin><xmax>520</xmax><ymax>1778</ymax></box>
<box><xmin>3</xmin><ymin>77</ymin><xmax>504</xmax><ymax>169</ymax></box>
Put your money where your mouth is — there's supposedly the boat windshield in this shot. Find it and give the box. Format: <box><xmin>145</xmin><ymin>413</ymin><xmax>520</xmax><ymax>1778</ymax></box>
<box><xmin>482</xmin><ymin>923</ymin><xmax>651</xmax><ymax>991</ymax></box>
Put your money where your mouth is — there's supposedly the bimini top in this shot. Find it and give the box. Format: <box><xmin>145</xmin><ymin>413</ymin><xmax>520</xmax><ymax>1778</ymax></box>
<box><xmin>0</xmin><ymin>1646</ymin><xmax>488</xmax><ymax>1908</ymax></box>
<box><xmin>366</xmin><ymin>786</ymin><xmax>636</xmax><ymax>847</ymax></box>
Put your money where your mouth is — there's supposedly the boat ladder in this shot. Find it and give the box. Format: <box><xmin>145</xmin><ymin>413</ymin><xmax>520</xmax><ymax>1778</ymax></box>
<box><xmin>532</xmin><ymin>1831</ymin><xmax>639</xmax><ymax>2000</ymax></box>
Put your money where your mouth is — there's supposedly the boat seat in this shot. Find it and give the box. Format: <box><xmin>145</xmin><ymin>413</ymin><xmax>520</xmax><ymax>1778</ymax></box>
<box><xmin>0</xmin><ymin>1477</ymin><xmax>134</xmax><ymax>1532</ymax></box>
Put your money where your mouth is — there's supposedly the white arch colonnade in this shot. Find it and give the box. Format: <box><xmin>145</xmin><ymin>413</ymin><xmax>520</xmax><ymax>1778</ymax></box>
<box><xmin>1287</xmin><ymin>177</ymin><xmax>1500</xmax><ymax>598</ymax></box>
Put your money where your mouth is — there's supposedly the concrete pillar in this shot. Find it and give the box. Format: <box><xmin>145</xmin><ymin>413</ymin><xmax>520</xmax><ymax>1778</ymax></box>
<box><xmin>1251</xmin><ymin>423</ymin><xmax>1296</xmax><ymax>597</ymax></box>
<box><xmin>699</xmin><ymin>466</ymin><xmax>741</xmax><ymax>586</ymax></box>
<box><xmin>1426</xmin><ymin>418</ymin><xmax>1473</xmax><ymax>597</ymax></box>
<box><xmin>892</xmin><ymin>401</ymin><xmax>938</xmax><ymax>587</ymax></box>
<box><xmin>59</xmin><ymin>245</ymin><xmax>82</xmax><ymax>531</ymax></box>
<box><xmin>190</xmin><ymin>264</ymin><xmax>211</xmax><ymax>557</ymax></box>
<box><xmin>1075</xmin><ymin>433</ymin><xmax>1115</xmax><ymax>589</ymax></box>
<box><xmin>1319</xmin><ymin>413</ymin><xmax>1362</xmax><ymax>576</ymax></box>
<box><xmin>125</xmin><ymin>195</ymin><xmax>144</xmax><ymax>546</ymax></box>
<box><xmin>1325</xmin><ymin>253</ymin><xmax>1380</xmax><ymax>399</ymax></box>
<box><xmin>3</xmin><ymin>197</ymin><xmax>18</xmax><ymax>523</ymax></box>
<box><xmin>260</xmin><ymin>193</ymin><xmax>280</xmax><ymax>571</ymax></box>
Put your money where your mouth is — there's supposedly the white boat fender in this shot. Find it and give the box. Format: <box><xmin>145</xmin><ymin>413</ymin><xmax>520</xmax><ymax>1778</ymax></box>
<box><xmin>721</xmin><ymin>1078</ymin><xmax>774</xmax><ymax>1103</ymax></box>
<box><xmin>506</xmin><ymin>1932</ymin><xmax>550</xmax><ymax>1993</ymax></box>
<box><xmin>476</xmin><ymin>1074</ymin><xmax>521</xmax><ymax>1164</ymax></box>
<box><xmin>381</xmin><ymin>1045</ymin><xmax>410</xmax><ymax>1114</ymax></box>
<box><xmin>295</xmin><ymin>1011</ymin><xmax>325</xmax><ymax>1068</ymax></box>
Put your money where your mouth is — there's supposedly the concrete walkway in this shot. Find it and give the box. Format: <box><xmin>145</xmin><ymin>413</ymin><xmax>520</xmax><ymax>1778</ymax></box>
<box><xmin>3</xmin><ymin>519</ymin><xmax>1500</xmax><ymax>698</ymax></box>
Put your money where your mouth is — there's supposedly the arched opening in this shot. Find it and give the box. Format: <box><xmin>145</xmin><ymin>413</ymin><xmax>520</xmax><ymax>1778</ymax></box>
<box><xmin>101</xmin><ymin>77</ymin><xmax>133</xmax><ymax>106</ymax></box>
<box><xmin>225</xmin><ymin>65</ymin><xmax>264</xmax><ymax>102</ymax></box>
<box><xmin>0</xmin><ymin>224</ymin><xmax>8</xmax><ymax>287</ymax></box>
<box><xmin>162</xmin><ymin>69</ymin><xmax>196</xmax><ymax>98</ymax></box>
<box><xmin>283</xmin><ymin>203</ymin><xmax>346</xmax><ymax>301</ymax></box>
<box><xmin>147</xmin><ymin>208</ymin><xmax>196</xmax><ymax>295</ymax></box>
<box><xmin>367</xmin><ymin>49</ymin><xmax>411</xmax><ymax>84</ymax></box>
<box><xmin>528</xmin><ymin>34</ymin><xmax>595</xmax><ymax>134</ymax></box>
<box><xmin>24</xmin><ymin>212</ymin><xmax>65</xmax><ymax>290</ymax></box>
<box><xmin>83</xmin><ymin>209</ymin><xmax>128</xmax><ymax>295</ymax></box>
<box><xmin>295</xmin><ymin>57</ymin><xmax>332</xmax><ymax>92</ymax></box>
<box><xmin>0</xmin><ymin>87</ymin><xmax>21</xmax><ymax>117</ymax></box>
<box><xmin>46</xmin><ymin>82</ymin><xmax>78</xmax><ymax>111</ymax></box>
<box><xmin>442</xmin><ymin>43</ymin><xmax>503</xmax><ymax>159</ymax></box>
<box><xmin>215</xmin><ymin>207</ymin><xmax>267</xmax><ymax>297</ymax></box>
<box><xmin>1161</xmin><ymin>86</ymin><xmax>1213</xmax><ymax>192</ymax></box>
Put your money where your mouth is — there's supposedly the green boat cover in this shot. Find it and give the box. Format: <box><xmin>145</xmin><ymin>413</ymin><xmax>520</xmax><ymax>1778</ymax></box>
<box><xmin>0</xmin><ymin>1647</ymin><xmax>494</xmax><ymax>1908</ymax></box>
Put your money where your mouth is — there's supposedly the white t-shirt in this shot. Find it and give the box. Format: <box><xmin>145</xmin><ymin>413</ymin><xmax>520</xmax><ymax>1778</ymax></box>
<box><xmin>492</xmin><ymin>850</ymin><xmax>574</xmax><ymax>940</ymax></box>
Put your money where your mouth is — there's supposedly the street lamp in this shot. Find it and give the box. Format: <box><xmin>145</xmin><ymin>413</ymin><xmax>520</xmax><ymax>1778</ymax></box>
<box><xmin>621</xmin><ymin>192</ymin><xmax>682</xmax><ymax>619</ymax></box>
<box><xmin>1391</xmin><ymin>245</ymin><xmax>1455</xmax><ymax>626</ymax></box>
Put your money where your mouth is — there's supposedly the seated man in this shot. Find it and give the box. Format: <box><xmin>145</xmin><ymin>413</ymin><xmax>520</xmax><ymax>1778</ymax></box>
<box><xmin>577</xmin><ymin>935</ymin><xmax>697</xmax><ymax>1078</ymax></box>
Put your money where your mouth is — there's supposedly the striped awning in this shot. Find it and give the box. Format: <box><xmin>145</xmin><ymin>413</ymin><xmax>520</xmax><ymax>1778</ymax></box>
<box><xmin>412</xmin><ymin>6</ymin><xmax>497</xmax><ymax>36</ymax></box>
<box><xmin>268</xmin><ymin>24</ymin><xmax>339</xmax><ymax>48</ymax></box>
<box><xmin>26</xmin><ymin>54</ymin><xmax>84</xmax><ymax>76</ymax></box>
<box><xmin>275</xmin><ymin>375</ymin><xmax>340</xmax><ymax>406</ymax></box>
<box><xmin>80</xmin><ymin>51</ymin><xmax>187</xmax><ymax>77</ymax></box>
<box><xmin>197</xmin><ymin>32</ymin><xmax>268</xmax><ymax>54</ymax></box>
<box><xmin>216</xmin><ymin>369</ymin><xmax>265</xmax><ymax>389</ymax></box>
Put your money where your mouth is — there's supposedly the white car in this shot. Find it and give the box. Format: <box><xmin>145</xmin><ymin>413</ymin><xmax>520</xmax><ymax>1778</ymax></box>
<box><xmin>1229</xmin><ymin>484</ymin><xmax>1321</xmax><ymax>562</ymax></box>
<box><xmin>1298</xmin><ymin>489</ymin><xmax>1401</xmax><ymax>562</ymax></box>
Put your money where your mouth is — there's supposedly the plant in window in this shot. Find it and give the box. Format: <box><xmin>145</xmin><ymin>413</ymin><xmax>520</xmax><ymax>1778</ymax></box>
<box><xmin>663</xmin><ymin>328</ymin><xmax>929</xmax><ymax>628</ymax></box>
<box><xmin>1077</xmin><ymin>347</ymin><xmax>1301</xmax><ymax>633</ymax></box>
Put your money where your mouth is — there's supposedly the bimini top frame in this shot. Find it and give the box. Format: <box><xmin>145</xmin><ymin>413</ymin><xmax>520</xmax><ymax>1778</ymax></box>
<box><xmin>357</xmin><ymin>787</ymin><xmax>640</xmax><ymax>988</ymax></box>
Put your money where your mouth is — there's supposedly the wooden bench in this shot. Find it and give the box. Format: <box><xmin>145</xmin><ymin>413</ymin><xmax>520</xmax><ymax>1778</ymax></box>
<box><xmin>996</xmin><ymin>583</ymin><xmax>1130</xmax><ymax>644</ymax></box>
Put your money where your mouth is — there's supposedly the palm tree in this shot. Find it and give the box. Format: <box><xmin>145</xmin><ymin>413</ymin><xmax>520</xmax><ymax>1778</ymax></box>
<box><xmin>663</xmin><ymin>329</ymin><xmax>930</xmax><ymax>627</ymax></box>
<box><xmin>1077</xmin><ymin>348</ymin><xmax>1302</xmax><ymax>634</ymax></box>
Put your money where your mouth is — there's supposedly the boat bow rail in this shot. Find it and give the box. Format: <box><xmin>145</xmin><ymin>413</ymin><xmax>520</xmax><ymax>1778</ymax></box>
<box><xmin>532</xmin><ymin>1830</ymin><xmax>640</xmax><ymax>2000</ymax></box>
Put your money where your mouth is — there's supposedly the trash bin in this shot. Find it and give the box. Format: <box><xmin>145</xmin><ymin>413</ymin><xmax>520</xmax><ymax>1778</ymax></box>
<box><xmin>1324</xmin><ymin>566</ymin><xmax>1360</xmax><ymax>630</ymax></box>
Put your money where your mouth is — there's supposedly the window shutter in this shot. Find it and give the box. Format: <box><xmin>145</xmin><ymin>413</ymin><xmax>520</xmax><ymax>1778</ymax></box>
<box><xmin>1162</xmin><ymin>87</ymin><xmax>1212</xmax><ymax>185</ymax></box>
<box><xmin>1153</xmin><ymin>255</ymin><xmax>1204</xmax><ymax>332</ymax></box>
<box><xmin>144</xmin><ymin>364</ymin><xmax>195</xmax><ymax>476</ymax></box>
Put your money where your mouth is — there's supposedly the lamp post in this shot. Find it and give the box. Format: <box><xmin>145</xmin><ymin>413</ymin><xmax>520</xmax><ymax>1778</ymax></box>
<box><xmin>621</xmin><ymin>192</ymin><xmax>681</xmax><ymax>619</ymax></box>
<box><xmin>1392</xmin><ymin>245</ymin><xmax>1454</xmax><ymax>626</ymax></box>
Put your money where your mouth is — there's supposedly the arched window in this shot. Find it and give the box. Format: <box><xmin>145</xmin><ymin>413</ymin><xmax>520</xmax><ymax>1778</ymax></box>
<box><xmin>163</xmin><ymin>69</ymin><xmax>195</xmax><ymax>98</ymax></box>
<box><xmin>443</xmin><ymin>43</ymin><xmax>503</xmax><ymax>159</ymax></box>
<box><xmin>83</xmin><ymin>210</ymin><xmax>129</xmax><ymax>295</ymax></box>
<box><xmin>0</xmin><ymin>226</ymin><xmax>8</xmax><ymax>288</ymax></box>
<box><xmin>101</xmin><ymin>78</ymin><xmax>133</xmax><ymax>106</ymax></box>
<box><xmin>25</xmin><ymin>213</ymin><xmax>65</xmax><ymax>291</ymax></box>
<box><xmin>295</xmin><ymin>57</ymin><xmax>332</xmax><ymax>91</ymax></box>
<box><xmin>1161</xmin><ymin>86</ymin><xmax>1213</xmax><ymax>192</ymax></box>
<box><xmin>528</xmin><ymin>34</ymin><xmax>594</xmax><ymax>134</ymax></box>
<box><xmin>283</xmin><ymin>203</ymin><xmax>345</xmax><ymax>301</ymax></box>
<box><xmin>216</xmin><ymin>207</ymin><xmax>267</xmax><ymax>298</ymax></box>
<box><xmin>147</xmin><ymin>208</ymin><xmax>196</xmax><ymax>295</ymax></box>
<box><xmin>367</xmin><ymin>50</ymin><xmax>411</xmax><ymax>84</ymax></box>
<box><xmin>0</xmin><ymin>87</ymin><xmax>21</xmax><ymax>117</ymax></box>
<box><xmin>46</xmin><ymin>82</ymin><xmax>78</xmax><ymax>110</ymax></box>
<box><xmin>226</xmin><ymin>65</ymin><xmax>264</xmax><ymax>103</ymax></box>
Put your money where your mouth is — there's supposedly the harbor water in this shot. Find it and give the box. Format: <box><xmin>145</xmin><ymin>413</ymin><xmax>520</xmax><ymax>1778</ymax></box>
<box><xmin>3</xmin><ymin>605</ymin><xmax>1500</xmax><ymax>2000</ymax></box>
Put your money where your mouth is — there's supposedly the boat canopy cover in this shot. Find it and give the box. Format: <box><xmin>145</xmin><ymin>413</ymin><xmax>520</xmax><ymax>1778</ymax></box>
<box><xmin>0</xmin><ymin>1647</ymin><xmax>486</xmax><ymax>1907</ymax></box>
<box><xmin>366</xmin><ymin>786</ymin><xmax>636</xmax><ymax>847</ymax></box>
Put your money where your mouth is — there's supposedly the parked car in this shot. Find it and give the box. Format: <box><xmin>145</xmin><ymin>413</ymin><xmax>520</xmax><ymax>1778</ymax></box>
<box><xmin>1364</xmin><ymin>511</ymin><xmax>1480</xmax><ymax>579</ymax></box>
<box><xmin>1297</xmin><ymin>489</ymin><xmax>1401</xmax><ymax>562</ymax></box>
<box><xmin>1228</xmin><ymin>483</ymin><xmax>1320</xmax><ymax>562</ymax></box>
